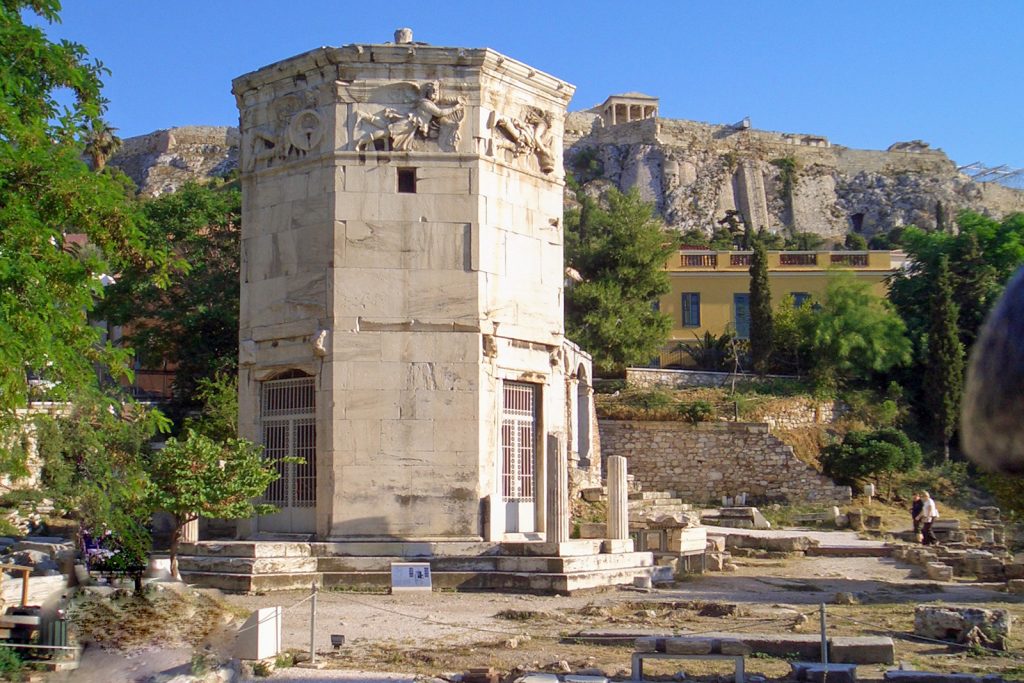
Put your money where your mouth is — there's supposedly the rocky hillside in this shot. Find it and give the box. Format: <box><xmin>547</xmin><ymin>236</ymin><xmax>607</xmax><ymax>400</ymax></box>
<box><xmin>109</xmin><ymin>117</ymin><xmax>1023</xmax><ymax>240</ymax></box>
<box><xmin>108</xmin><ymin>126</ymin><xmax>238</xmax><ymax>196</ymax></box>
<box><xmin>565</xmin><ymin>111</ymin><xmax>1024</xmax><ymax>240</ymax></box>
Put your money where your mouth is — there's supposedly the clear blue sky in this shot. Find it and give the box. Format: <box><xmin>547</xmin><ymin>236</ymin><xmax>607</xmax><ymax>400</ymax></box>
<box><xmin>41</xmin><ymin>1</ymin><xmax>1024</xmax><ymax>169</ymax></box>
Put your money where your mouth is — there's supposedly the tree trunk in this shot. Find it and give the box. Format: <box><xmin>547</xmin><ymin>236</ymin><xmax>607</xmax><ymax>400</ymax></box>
<box><xmin>169</xmin><ymin>523</ymin><xmax>181</xmax><ymax>581</ymax></box>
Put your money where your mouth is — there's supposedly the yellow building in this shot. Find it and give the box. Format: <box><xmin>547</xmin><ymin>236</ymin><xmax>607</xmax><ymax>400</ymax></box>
<box><xmin>658</xmin><ymin>249</ymin><xmax>903</xmax><ymax>367</ymax></box>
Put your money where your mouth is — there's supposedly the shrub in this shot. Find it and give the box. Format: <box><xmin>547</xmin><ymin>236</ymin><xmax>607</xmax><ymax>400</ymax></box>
<box><xmin>678</xmin><ymin>401</ymin><xmax>713</xmax><ymax>424</ymax></box>
<box><xmin>0</xmin><ymin>647</ymin><xmax>22</xmax><ymax>680</ymax></box>
<box><xmin>820</xmin><ymin>427</ymin><xmax>922</xmax><ymax>492</ymax></box>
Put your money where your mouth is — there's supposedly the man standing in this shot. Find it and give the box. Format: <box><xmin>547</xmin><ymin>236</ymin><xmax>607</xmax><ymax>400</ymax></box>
<box><xmin>911</xmin><ymin>493</ymin><xmax>924</xmax><ymax>540</ymax></box>
<box><xmin>917</xmin><ymin>491</ymin><xmax>939</xmax><ymax>545</ymax></box>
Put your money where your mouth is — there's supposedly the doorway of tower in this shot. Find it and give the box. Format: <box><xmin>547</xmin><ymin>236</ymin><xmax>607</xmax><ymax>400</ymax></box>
<box><xmin>257</xmin><ymin>371</ymin><xmax>316</xmax><ymax>534</ymax></box>
<box><xmin>501</xmin><ymin>381</ymin><xmax>538</xmax><ymax>533</ymax></box>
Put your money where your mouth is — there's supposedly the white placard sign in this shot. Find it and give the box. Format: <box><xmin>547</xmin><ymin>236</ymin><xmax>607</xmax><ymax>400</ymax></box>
<box><xmin>391</xmin><ymin>562</ymin><xmax>432</xmax><ymax>593</ymax></box>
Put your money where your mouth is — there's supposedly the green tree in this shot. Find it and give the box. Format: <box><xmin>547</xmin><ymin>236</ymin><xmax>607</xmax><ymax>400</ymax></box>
<box><xmin>950</xmin><ymin>230</ymin><xmax>999</xmax><ymax>349</ymax></box>
<box><xmin>844</xmin><ymin>233</ymin><xmax>868</xmax><ymax>251</ymax></box>
<box><xmin>821</xmin><ymin>427</ymin><xmax>922</xmax><ymax>492</ymax></box>
<box><xmin>784</xmin><ymin>232</ymin><xmax>825</xmax><ymax>251</ymax></box>
<box><xmin>34</xmin><ymin>391</ymin><xmax>170</xmax><ymax>565</ymax></box>
<box><xmin>748</xmin><ymin>237</ymin><xmax>773</xmax><ymax>374</ymax></box>
<box><xmin>183</xmin><ymin>373</ymin><xmax>239</xmax><ymax>443</ymax></box>
<box><xmin>565</xmin><ymin>187</ymin><xmax>678</xmax><ymax>373</ymax></box>
<box><xmin>147</xmin><ymin>430</ymin><xmax>278</xmax><ymax>578</ymax></box>
<box><xmin>890</xmin><ymin>213</ymin><xmax>1024</xmax><ymax>351</ymax></box>
<box><xmin>99</xmin><ymin>182</ymin><xmax>240</xmax><ymax>418</ymax></box>
<box><xmin>809</xmin><ymin>273</ymin><xmax>911</xmax><ymax>387</ymax></box>
<box><xmin>83</xmin><ymin>119</ymin><xmax>121</xmax><ymax>172</ymax></box>
<box><xmin>771</xmin><ymin>294</ymin><xmax>815</xmax><ymax>376</ymax></box>
<box><xmin>0</xmin><ymin>2</ymin><xmax>168</xmax><ymax>434</ymax></box>
<box><xmin>922</xmin><ymin>256</ymin><xmax>964</xmax><ymax>461</ymax></box>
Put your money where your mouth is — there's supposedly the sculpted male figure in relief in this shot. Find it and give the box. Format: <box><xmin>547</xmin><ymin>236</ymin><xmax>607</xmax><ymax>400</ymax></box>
<box><xmin>352</xmin><ymin>81</ymin><xmax>464</xmax><ymax>152</ymax></box>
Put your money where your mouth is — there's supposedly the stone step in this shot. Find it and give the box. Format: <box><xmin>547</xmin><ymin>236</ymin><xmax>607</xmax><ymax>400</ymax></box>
<box><xmin>629</xmin><ymin>500</ymin><xmax>689</xmax><ymax>509</ymax></box>
<box><xmin>179</xmin><ymin>555</ymin><xmax>319</xmax><ymax>574</ymax></box>
<box><xmin>500</xmin><ymin>540</ymin><xmax>605</xmax><ymax>556</ymax></box>
<box><xmin>183</xmin><ymin>562</ymin><xmax>655</xmax><ymax>595</ymax></box>
<box><xmin>181</xmin><ymin>540</ymin><xmax>503</xmax><ymax>559</ymax></box>
<box><xmin>321</xmin><ymin>565</ymin><xmax>655</xmax><ymax>595</ymax></box>
<box><xmin>315</xmin><ymin>552</ymin><xmax>654</xmax><ymax>574</ymax></box>
<box><xmin>179</xmin><ymin>541</ymin><xmax>312</xmax><ymax>558</ymax></box>
<box><xmin>180</xmin><ymin>570</ymin><xmax>319</xmax><ymax>593</ymax></box>
<box><xmin>311</xmin><ymin>541</ymin><xmax>500</xmax><ymax>558</ymax></box>
<box><xmin>628</xmin><ymin>492</ymin><xmax>675</xmax><ymax>501</ymax></box>
<box><xmin>629</xmin><ymin>504</ymin><xmax>693</xmax><ymax>516</ymax></box>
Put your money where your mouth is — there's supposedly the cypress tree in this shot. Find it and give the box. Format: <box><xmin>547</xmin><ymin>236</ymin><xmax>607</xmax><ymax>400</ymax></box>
<box><xmin>951</xmin><ymin>230</ymin><xmax>998</xmax><ymax>349</ymax></box>
<box><xmin>749</xmin><ymin>236</ymin><xmax>774</xmax><ymax>374</ymax></box>
<box><xmin>923</xmin><ymin>255</ymin><xmax>965</xmax><ymax>461</ymax></box>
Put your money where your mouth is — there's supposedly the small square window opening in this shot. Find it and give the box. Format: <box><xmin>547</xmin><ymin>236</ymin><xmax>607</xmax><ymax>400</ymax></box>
<box><xmin>397</xmin><ymin>168</ymin><xmax>417</xmax><ymax>193</ymax></box>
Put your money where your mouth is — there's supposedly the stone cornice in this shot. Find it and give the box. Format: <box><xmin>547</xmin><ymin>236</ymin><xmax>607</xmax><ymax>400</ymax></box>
<box><xmin>233</xmin><ymin>44</ymin><xmax>575</xmax><ymax>107</ymax></box>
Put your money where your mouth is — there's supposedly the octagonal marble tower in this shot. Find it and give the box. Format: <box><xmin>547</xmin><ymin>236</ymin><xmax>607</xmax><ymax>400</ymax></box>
<box><xmin>232</xmin><ymin>33</ymin><xmax>590</xmax><ymax>543</ymax></box>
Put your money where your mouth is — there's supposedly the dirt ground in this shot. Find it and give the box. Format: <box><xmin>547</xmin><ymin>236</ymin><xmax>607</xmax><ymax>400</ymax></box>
<box><xmin>214</xmin><ymin>553</ymin><xmax>1024</xmax><ymax>682</ymax></box>
<box><xmin>55</xmin><ymin>534</ymin><xmax>1024</xmax><ymax>682</ymax></box>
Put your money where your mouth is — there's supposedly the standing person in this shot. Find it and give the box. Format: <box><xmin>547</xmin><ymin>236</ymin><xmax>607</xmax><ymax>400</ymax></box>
<box><xmin>911</xmin><ymin>493</ymin><xmax>924</xmax><ymax>541</ymax></box>
<box><xmin>918</xmin><ymin>491</ymin><xmax>939</xmax><ymax>545</ymax></box>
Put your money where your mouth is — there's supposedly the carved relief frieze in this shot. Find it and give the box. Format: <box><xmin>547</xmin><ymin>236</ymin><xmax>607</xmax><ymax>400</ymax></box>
<box><xmin>348</xmin><ymin>81</ymin><xmax>465</xmax><ymax>153</ymax></box>
<box><xmin>243</xmin><ymin>90</ymin><xmax>324</xmax><ymax>172</ymax></box>
<box><xmin>490</xmin><ymin>106</ymin><xmax>556</xmax><ymax>174</ymax></box>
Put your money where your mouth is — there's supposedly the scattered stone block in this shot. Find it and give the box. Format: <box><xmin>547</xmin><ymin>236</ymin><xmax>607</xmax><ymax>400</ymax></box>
<box><xmin>464</xmin><ymin>667</ymin><xmax>499</xmax><ymax>683</ymax></box>
<box><xmin>664</xmin><ymin>637</ymin><xmax>713</xmax><ymax>655</ymax></box>
<box><xmin>865</xmin><ymin>514</ymin><xmax>883</xmax><ymax>530</ymax></box>
<box><xmin>581</xmin><ymin>488</ymin><xmax>605</xmax><ymax>503</ymax></box>
<box><xmin>705</xmin><ymin>552</ymin><xmax>728</xmax><ymax>571</ymax></box>
<box><xmin>577</xmin><ymin>523</ymin><xmax>605</xmax><ymax>539</ymax></box>
<box><xmin>925</xmin><ymin>562</ymin><xmax>953</xmax><ymax>582</ymax></box>
<box><xmin>601</xmin><ymin>539</ymin><xmax>634</xmax><ymax>554</ymax></box>
<box><xmin>830</xmin><ymin>636</ymin><xmax>896</xmax><ymax>664</ymax></box>
<box><xmin>667</xmin><ymin>527</ymin><xmax>707</xmax><ymax>553</ymax></box>
<box><xmin>978</xmin><ymin>506</ymin><xmax>1001</xmax><ymax>521</ymax></box>
<box><xmin>634</xmin><ymin>637</ymin><xmax>659</xmax><ymax>653</ymax></box>
<box><xmin>513</xmin><ymin>674</ymin><xmax>560</xmax><ymax>683</ymax></box>
<box><xmin>1008</xmin><ymin>579</ymin><xmax>1024</xmax><ymax>594</ymax></box>
<box><xmin>563</xmin><ymin>676</ymin><xmax>607</xmax><ymax>683</ymax></box>
<box><xmin>884</xmin><ymin>672</ymin><xmax>1007</xmax><ymax>683</ymax></box>
<box><xmin>791</xmin><ymin>662</ymin><xmax>858</xmax><ymax>683</ymax></box>
<box><xmin>914</xmin><ymin>605</ymin><xmax>1011</xmax><ymax>648</ymax></box>
<box><xmin>847</xmin><ymin>509</ymin><xmax>864</xmax><ymax>531</ymax></box>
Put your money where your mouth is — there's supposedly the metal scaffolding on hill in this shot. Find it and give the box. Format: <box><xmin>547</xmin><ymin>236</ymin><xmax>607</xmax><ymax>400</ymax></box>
<box><xmin>958</xmin><ymin>162</ymin><xmax>1024</xmax><ymax>188</ymax></box>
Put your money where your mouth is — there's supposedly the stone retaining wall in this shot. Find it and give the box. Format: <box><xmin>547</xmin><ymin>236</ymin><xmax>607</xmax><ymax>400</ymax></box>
<box><xmin>599</xmin><ymin>420</ymin><xmax>851</xmax><ymax>505</ymax></box>
<box><xmin>627</xmin><ymin>367</ymin><xmax>789</xmax><ymax>389</ymax></box>
<box><xmin>747</xmin><ymin>398</ymin><xmax>849</xmax><ymax>430</ymax></box>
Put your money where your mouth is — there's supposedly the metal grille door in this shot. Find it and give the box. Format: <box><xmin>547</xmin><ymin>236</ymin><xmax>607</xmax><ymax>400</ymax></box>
<box><xmin>259</xmin><ymin>376</ymin><xmax>316</xmax><ymax>531</ymax></box>
<box><xmin>501</xmin><ymin>382</ymin><xmax>536</xmax><ymax>532</ymax></box>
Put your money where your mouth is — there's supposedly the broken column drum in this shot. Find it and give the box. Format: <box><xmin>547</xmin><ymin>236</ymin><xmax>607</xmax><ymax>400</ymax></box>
<box><xmin>232</xmin><ymin>37</ymin><xmax>583</xmax><ymax>543</ymax></box>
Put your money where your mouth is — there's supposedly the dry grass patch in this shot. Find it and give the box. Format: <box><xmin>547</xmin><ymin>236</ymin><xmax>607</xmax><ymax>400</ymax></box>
<box><xmin>69</xmin><ymin>585</ymin><xmax>235</xmax><ymax>652</ymax></box>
